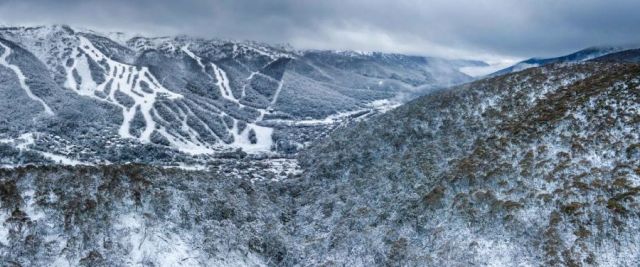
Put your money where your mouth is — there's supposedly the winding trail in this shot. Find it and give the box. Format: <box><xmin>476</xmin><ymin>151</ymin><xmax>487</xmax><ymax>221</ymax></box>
<box><xmin>0</xmin><ymin>41</ymin><xmax>54</xmax><ymax>115</ymax></box>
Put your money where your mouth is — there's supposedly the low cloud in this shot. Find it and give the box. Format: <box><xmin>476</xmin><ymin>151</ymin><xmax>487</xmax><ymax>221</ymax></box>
<box><xmin>1</xmin><ymin>0</ymin><xmax>639</xmax><ymax>61</ymax></box>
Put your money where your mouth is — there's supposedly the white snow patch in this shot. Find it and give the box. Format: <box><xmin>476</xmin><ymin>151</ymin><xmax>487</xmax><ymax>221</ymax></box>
<box><xmin>38</xmin><ymin>151</ymin><xmax>85</xmax><ymax>166</ymax></box>
<box><xmin>180</xmin><ymin>45</ymin><xmax>206</xmax><ymax>70</ymax></box>
<box><xmin>1</xmin><ymin>133</ymin><xmax>88</xmax><ymax>166</ymax></box>
<box><xmin>263</xmin><ymin>158</ymin><xmax>303</xmax><ymax>182</ymax></box>
<box><xmin>50</xmin><ymin>257</ymin><xmax>73</xmax><ymax>267</ymax></box>
<box><xmin>0</xmin><ymin>210</ymin><xmax>9</xmax><ymax>246</ymax></box>
<box><xmin>211</xmin><ymin>62</ymin><xmax>239</xmax><ymax>103</ymax></box>
<box><xmin>474</xmin><ymin>238</ymin><xmax>533</xmax><ymax>267</ymax></box>
<box><xmin>161</xmin><ymin>163</ymin><xmax>209</xmax><ymax>171</ymax></box>
<box><xmin>179</xmin><ymin>48</ymin><xmax>280</xmax><ymax>154</ymax></box>
<box><xmin>115</xmin><ymin>213</ymin><xmax>205</xmax><ymax>266</ymax></box>
<box><xmin>265</xmin><ymin>99</ymin><xmax>400</xmax><ymax>126</ymax></box>
<box><xmin>270</xmin><ymin>80</ymin><xmax>284</xmax><ymax>106</ymax></box>
<box><xmin>21</xmin><ymin>189</ymin><xmax>46</xmax><ymax>221</ymax></box>
<box><xmin>230</xmin><ymin>121</ymin><xmax>274</xmax><ymax>153</ymax></box>
<box><xmin>366</xmin><ymin>99</ymin><xmax>401</xmax><ymax>113</ymax></box>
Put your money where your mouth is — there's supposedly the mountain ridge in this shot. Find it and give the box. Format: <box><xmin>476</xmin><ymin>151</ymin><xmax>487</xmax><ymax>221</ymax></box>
<box><xmin>3</xmin><ymin>61</ymin><xmax>639</xmax><ymax>266</ymax></box>
<box><xmin>0</xmin><ymin>24</ymin><xmax>479</xmax><ymax>165</ymax></box>
<box><xmin>488</xmin><ymin>46</ymin><xmax>625</xmax><ymax>77</ymax></box>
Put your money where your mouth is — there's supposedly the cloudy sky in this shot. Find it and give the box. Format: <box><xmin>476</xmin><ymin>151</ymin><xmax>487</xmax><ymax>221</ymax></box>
<box><xmin>1</xmin><ymin>0</ymin><xmax>639</xmax><ymax>64</ymax></box>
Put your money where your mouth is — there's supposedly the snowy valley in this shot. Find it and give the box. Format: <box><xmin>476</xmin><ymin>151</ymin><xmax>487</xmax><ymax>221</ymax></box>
<box><xmin>1</xmin><ymin>23</ymin><xmax>640</xmax><ymax>267</ymax></box>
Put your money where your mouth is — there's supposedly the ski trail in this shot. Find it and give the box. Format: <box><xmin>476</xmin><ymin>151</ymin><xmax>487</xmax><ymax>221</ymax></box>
<box><xmin>70</xmin><ymin>40</ymin><xmax>280</xmax><ymax>154</ymax></box>
<box><xmin>0</xmin><ymin>42</ymin><xmax>54</xmax><ymax>115</ymax></box>
<box><xmin>242</xmin><ymin>71</ymin><xmax>259</xmax><ymax>98</ymax></box>
<box><xmin>241</xmin><ymin>57</ymin><xmax>286</xmax><ymax>108</ymax></box>
<box><xmin>270</xmin><ymin>81</ymin><xmax>284</xmax><ymax>106</ymax></box>
<box><xmin>66</xmin><ymin>36</ymin><xmax>183</xmax><ymax>145</ymax></box>
<box><xmin>181</xmin><ymin>45</ymin><xmax>206</xmax><ymax>70</ymax></box>
<box><xmin>181</xmin><ymin>100</ymin><xmax>224</xmax><ymax>141</ymax></box>
<box><xmin>241</xmin><ymin>70</ymin><xmax>280</xmax><ymax>98</ymax></box>
<box><xmin>211</xmin><ymin>62</ymin><xmax>240</xmax><ymax>103</ymax></box>
<box><xmin>182</xmin><ymin>46</ymin><xmax>243</xmax><ymax>105</ymax></box>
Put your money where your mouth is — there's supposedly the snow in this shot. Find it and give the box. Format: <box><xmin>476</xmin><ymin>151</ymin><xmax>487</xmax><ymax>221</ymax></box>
<box><xmin>66</xmin><ymin>36</ymin><xmax>186</xmax><ymax>146</ymax></box>
<box><xmin>366</xmin><ymin>99</ymin><xmax>401</xmax><ymax>113</ymax></box>
<box><xmin>71</xmin><ymin>54</ymin><xmax>98</xmax><ymax>95</ymax></box>
<box><xmin>0</xmin><ymin>41</ymin><xmax>54</xmax><ymax>115</ymax></box>
<box><xmin>21</xmin><ymin>189</ymin><xmax>46</xmax><ymax>221</ymax></box>
<box><xmin>270</xmin><ymin>80</ymin><xmax>284</xmax><ymax>105</ymax></box>
<box><xmin>230</xmin><ymin>121</ymin><xmax>274</xmax><ymax>153</ymax></box>
<box><xmin>50</xmin><ymin>257</ymin><xmax>73</xmax><ymax>267</ymax></box>
<box><xmin>15</xmin><ymin>132</ymin><xmax>35</xmax><ymax>150</ymax></box>
<box><xmin>265</xmin><ymin>99</ymin><xmax>400</xmax><ymax>126</ymax></box>
<box><xmin>240</xmin><ymin>43</ymin><xmax>287</xmax><ymax>60</ymax></box>
<box><xmin>115</xmin><ymin>213</ymin><xmax>205</xmax><ymax>266</ymax></box>
<box><xmin>179</xmin><ymin>47</ymin><xmax>279</xmax><ymax>154</ymax></box>
<box><xmin>55</xmin><ymin>35</ymin><xmax>406</xmax><ymax>156</ymax></box>
<box><xmin>474</xmin><ymin>238</ymin><xmax>533</xmax><ymax>267</ymax></box>
<box><xmin>0</xmin><ymin>210</ymin><xmax>8</xmax><ymax>246</ymax></box>
<box><xmin>333</xmin><ymin>50</ymin><xmax>374</xmax><ymax>57</ymax></box>
<box><xmin>162</xmin><ymin>163</ymin><xmax>209</xmax><ymax>171</ymax></box>
<box><xmin>181</xmin><ymin>45</ymin><xmax>206</xmax><ymax>70</ymax></box>
<box><xmin>242</xmin><ymin>71</ymin><xmax>260</xmax><ymax>98</ymax></box>
<box><xmin>155</xmin><ymin>127</ymin><xmax>216</xmax><ymax>155</ymax></box>
<box><xmin>182</xmin><ymin>46</ymin><xmax>241</xmax><ymax>104</ymax></box>
<box><xmin>38</xmin><ymin>151</ymin><xmax>85</xmax><ymax>166</ymax></box>
<box><xmin>262</xmin><ymin>158</ymin><xmax>303</xmax><ymax>182</ymax></box>
<box><xmin>211</xmin><ymin>62</ymin><xmax>239</xmax><ymax>103</ymax></box>
<box><xmin>5</xmin><ymin>133</ymin><xmax>88</xmax><ymax>166</ymax></box>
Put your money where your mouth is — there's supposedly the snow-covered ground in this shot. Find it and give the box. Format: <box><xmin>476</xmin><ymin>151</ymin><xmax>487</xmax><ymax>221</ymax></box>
<box><xmin>0</xmin><ymin>132</ymin><xmax>303</xmax><ymax>181</ymax></box>
<box><xmin>0</xmin><ymin>133</ymin><xmax>85</xmax><ymax>166</ymax></box>
<box><xmin>265</xmin><ymin>99</ymin><xmax>401</xmax><ymax>126</ymax></box>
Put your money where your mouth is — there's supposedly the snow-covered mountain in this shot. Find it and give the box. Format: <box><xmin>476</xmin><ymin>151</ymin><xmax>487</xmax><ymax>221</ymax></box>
<box><xmin>489</xmin><ymin>46</ymin><xmax>628</xmax><ymax>77</ymax></box>
<box><xmin>0</xmin><ymin>25</ymin><xmax>478</xmax><ymax>165</ymax></box>
<box><xmin>592</xmin><ymin>48</ymin><xmax>640</xmax><ymax>63</ymax></box>
<box><xmin>296</xmin><ymin>62</ymin><xmax>640</xmax><ymax>265</ymax></box>
<box><xmin>3</xmin><ymin>60</ymin><xmax>639</xmax><ymax>266</ymax></box>
<box><xmin>4</xmin><ymin>24</ymin><xmax>640</xmax><ymax>267</ymax></box>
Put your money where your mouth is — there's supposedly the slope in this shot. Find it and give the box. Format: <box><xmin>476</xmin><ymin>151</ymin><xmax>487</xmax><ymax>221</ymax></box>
<box><xmin>2</xmin><ymin>62</ymin><xmax>640</xmax><ymax>266</ymax></box>
<box><xmin>295</xmin><ymin>62</ymin><xmax>640</xmax><ymax>266</ymax></box>
<box><xmin>489</xmin><ymin>46</ymin><xmax>626</xmax><ymax>77</ymax></box>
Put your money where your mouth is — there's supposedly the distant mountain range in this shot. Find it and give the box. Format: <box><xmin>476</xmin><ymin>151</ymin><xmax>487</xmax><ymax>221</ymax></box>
<box><xmin>591</xmin><ymin>48</ymin><xmax>640</xmax><ymax>63</ymax></box>
<box><xmin>489</xmin><ymin>45</ymin><xmax>639</xmax><ymax>76</ymax></box>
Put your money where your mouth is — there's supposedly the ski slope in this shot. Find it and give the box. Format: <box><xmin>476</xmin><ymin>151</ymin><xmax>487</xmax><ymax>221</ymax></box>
<box><xmin>0</xmin><ymin>41</ymin><xmax>54</xmax><ymax>115</ymax></box>
<box><xmin>65</xmin><ymin>37</ymin><xmax>206</xmax><ymax>150</ymax></box>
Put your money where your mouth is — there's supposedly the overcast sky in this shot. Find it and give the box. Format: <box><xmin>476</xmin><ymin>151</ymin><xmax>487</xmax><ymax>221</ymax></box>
<box><xmin>1</xmin><ymin>0</ymin><xmax>639</xmax><ymax>63</ymax></box>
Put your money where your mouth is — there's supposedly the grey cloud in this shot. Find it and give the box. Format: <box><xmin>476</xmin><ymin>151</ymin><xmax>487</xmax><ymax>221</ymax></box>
<box><xmin>0</xmin><ymin>0</ymin><xmax>639</xmax><ymax>61</ymax></box>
